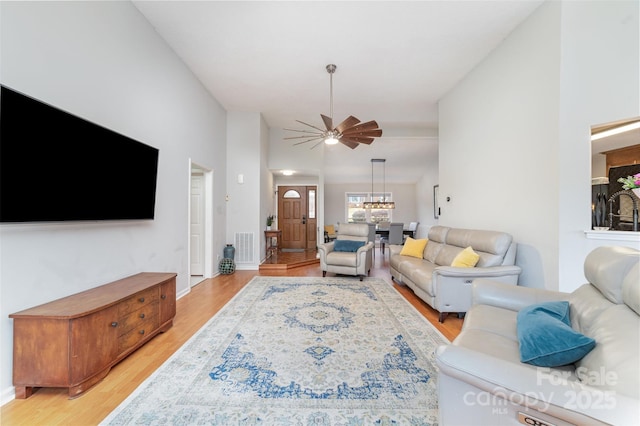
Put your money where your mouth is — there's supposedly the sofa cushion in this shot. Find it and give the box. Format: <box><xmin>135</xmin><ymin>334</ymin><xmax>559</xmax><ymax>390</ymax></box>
<box><xmin>517</xmin><ymin>301</ymin><xmax>596</xmax><ymax>367</ymax></box>
<box><xmin>444</xmin><ymin>228</ymin><xmax>513</xmax><ymax>267</ymax></box>
<box><xmin>400</xmin><ymin>237</ymin><xmax>428</xmax><ymax>258</ymax></box>
<box><xmin>623</xmin><ymin>263</ymin><xmax>640</xmax><ymax>315</ymax></box>
<box><xmin>333</xmin><ymin>239</ymin><xmax>365</xmax><ymax>252</ymax></box>
<box><xmin>325</xmin><ymin>251</ymin><xmax>359</xmax><ymax>267</ymax></box>
<box><xmin>403</xmin><ymin>258</ymin><xmax>437</xmax><ymax>296</ymax></box>
<box><xmin>575</xmin><ymin>304</ymin><xmax>639</xmax><ymax>397</ymax></box>
<box><xmin>569</xmin><ymin>284</ymin><xmax>614</xmax><ymax>336</ymax></box>
<box><xmin>435</xmin><ymin>245</ymin><xmax>465</xmax><ymax>266</ymax></box>
<box><xmin>461</xmin><ymin>304</ymin><xmax>519</xmax><ymax>342</ymax></box>
<box><xmin>451</xmin><ymin>246</ymin><xmax>480</xmax><ymax>267</ymax></box>
<box><xmin>425</xmin><ymin>226</ymin><xmax>448</xmax><ymax>263</ymax></box>
<box><xmin>584</xmin><ymin>246</ymin><xmax>640</xmax><ymax>304</ymax></box>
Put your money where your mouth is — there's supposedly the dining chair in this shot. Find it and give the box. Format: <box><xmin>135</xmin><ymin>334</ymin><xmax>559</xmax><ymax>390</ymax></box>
<box><xmin>377</xmin><ymin>221</ymin><xmax>391</xmax><ymax>229</ymax></box>
<box><xmin>380</xmin><ymin>222</ymin><xmax>404</xmax><ymax>255</ymax></box>
<box><xmin>324</xmin><ymin>225</ymin><xmax>337</xmax><ymax>242</ymax></box>
<box><xmin>404</xmin><ymin>221</ymin><xmax>419</xmax><ymax>243</ymax></box>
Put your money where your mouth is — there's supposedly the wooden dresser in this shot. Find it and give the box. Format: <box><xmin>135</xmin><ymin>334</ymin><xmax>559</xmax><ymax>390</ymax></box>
<box><xmin>9</xmin><ymin>272</ymin><xmax>177</xmax><ymax>399</ymax></box>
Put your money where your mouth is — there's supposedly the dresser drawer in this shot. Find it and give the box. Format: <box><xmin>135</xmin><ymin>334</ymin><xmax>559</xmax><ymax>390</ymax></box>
<box><xmin>118</xmin><ymin>302</ymin><xmax>159</xmax><ymax>336</ymax></box>
<box><xmin>118</xmin><ymin>315</ymin><xmax>159</xmax><ymax>353</ymax></box>
<box><xmin>119</xmin><ymin>287</ymin><xmax>158</xmax><ymax>316</ymax></box>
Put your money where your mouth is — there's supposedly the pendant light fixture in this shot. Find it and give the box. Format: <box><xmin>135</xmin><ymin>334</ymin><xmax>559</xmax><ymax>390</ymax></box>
<box><xmin>363</xmin><ymin>159</ymin><xmax>395</xmax><ymax>209</ymax></box>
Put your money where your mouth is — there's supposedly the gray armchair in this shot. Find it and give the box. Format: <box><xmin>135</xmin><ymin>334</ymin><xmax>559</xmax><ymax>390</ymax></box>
<box><xmin>318</xmin><ymin>223</ymin><xmax>373</xmax><ymax>281</ymax></box>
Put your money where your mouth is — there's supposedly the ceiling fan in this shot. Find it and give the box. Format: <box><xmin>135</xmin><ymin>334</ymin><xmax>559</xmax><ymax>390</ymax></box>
<box><xmin>284</xmin><ymin>64</ymin><xmax>383</xmax><ymax>149</ymax></box>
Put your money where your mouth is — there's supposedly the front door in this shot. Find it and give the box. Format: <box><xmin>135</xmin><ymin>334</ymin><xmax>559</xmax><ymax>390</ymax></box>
<box><xmin>278</xmin><ymin>185</ymin><xmax>317</xmax><ymax>250</ymax></box>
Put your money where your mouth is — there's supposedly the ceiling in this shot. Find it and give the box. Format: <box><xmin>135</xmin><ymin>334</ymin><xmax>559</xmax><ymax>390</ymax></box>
<box><xmin>133</xmin><ymin>1</ymin><xmax>548</xmax><ymax>183</ymax></box>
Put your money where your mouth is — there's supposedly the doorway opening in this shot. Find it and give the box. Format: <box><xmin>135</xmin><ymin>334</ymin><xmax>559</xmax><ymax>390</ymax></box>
<box><xmin>189</xmin><ymin>160</ymin><xmax>214</xmax><ymax>287</ymax></box>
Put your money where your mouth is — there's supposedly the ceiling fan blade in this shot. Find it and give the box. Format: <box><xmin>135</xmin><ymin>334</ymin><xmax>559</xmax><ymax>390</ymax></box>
<box><xmin>341</xmin><ymin>136</ymin><xmax>374</xmax><ymax>145</ymax></box>
<box><xmin>321</xmin><ymin>114</ymin><xmax>333</xmax><ymax>131</ymax></box>
<box><xmin>338</xmin><ymin>138</ymin><xmax>359</xmax><ymax>149</ymax></box>
<box><xmin>284</xmin><ymin>127</ymin><xmax>324</xmax><ymax>135</ymax></box>
<box><xmin>341</xmin><ymin>129</ymin><xmax>382</xmax><ymax>138</ymax></box>
<box><xmin>335</xmin><ymin>116</ymin><xmax>361</xmax><ymax>134</ymax></box>
<box><xmin>284</xmin><ymin>134</ymin><xmax>324</xmax><ymax>140</ymax></box>
<box><xmin>295</xmin><ymin>119</ymin><xmax>327</xmax><ymax>133</ymax></box>
<box><xmin>341</xmin><ymin>120</ymin><xmax>380</xmax><ymax>134</ymax></box>
<box><xmin>293</xmin><ymin>137</ymin><xmax>323</xmax><ymax>146</ymax></box>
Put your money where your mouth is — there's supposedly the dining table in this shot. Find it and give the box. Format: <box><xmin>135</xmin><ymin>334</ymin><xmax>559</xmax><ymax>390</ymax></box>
<box><xmin>375</xmin><ymin>227</ymin><xmax>415</xmax><ymax>238</ymax></box>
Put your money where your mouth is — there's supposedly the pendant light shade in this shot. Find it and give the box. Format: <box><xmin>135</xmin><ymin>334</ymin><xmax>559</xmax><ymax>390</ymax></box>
<box><xmin>363</xmin><ymin>159</ymin><xmax>395</xmax><ymax>209</ymax></box>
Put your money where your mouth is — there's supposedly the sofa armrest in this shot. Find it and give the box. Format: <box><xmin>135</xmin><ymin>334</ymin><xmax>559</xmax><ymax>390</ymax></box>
<box><xmin>472</xmin><ymin>279</ymin><xmax>569</xmax><ymax>312</ymax></box>
<box><xmin>436</xmin><ymin>344</ymin><xmax>638</xmax><ymax>425</ymax></box>
<box><xmin>317</xmin><ymin>241</ymin><xmax>335</xmax><ymax>253</ymax></box>
<box><xmin>434</xmin><ymin>265</ymin><xmax>522</xmax><ymax>279</ymax></box>
<box><xmin>356</xmin><ymin>241</ymin><xmax>374</xmax><ymax>263</ymax></box>
<box><xmin>356</xmin><ymin>241</ymin><xmax>374</xmax><ymax>254</ymax></box>
<box><xmin>389</xmin><ymin>245</ymin><xmax>403</xmax><ymax>256</ymax></box>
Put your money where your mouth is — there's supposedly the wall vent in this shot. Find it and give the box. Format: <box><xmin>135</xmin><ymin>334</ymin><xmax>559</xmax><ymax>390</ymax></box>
<box><xmin>234</xmin><ymin>232</ymin><xmax>254</xmax><ymax>263</ymax></box>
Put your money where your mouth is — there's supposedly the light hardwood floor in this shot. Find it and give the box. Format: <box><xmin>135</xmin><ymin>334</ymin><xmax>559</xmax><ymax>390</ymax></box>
<box><xmin>1</xmin><ymin>251</ymin><xmax>463</xmax><ymax>425</ymax></box>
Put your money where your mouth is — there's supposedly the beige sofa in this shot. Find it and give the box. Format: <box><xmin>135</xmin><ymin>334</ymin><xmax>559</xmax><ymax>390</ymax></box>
<box><xmin>436</xmin><ymin>246</ymin><xmax>640</xmax><ymax>426</ymax></box>
<box><xmin>389</xmin><ymin>226</ymin><xmax>521</xmax><ymax>322</ymax></box>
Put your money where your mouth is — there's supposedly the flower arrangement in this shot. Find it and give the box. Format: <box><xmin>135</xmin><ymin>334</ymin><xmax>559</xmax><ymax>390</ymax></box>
<box><xmin>266</xmin><ymin>215</ymin><xmax>275</xmax><ymax>226</ymax></box>
<box><xmin>617</xmin><ymin>173</ymin><xmax>640</xmax><ymax>190</ymax></box>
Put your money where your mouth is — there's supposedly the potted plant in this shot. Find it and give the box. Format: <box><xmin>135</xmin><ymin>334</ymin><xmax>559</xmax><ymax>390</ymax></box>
<box><xmin>618</xmin><ymin>173</ymin><xmax>640</xmax><ymax>198</ymax></box>
<box><xmin>266</xmin><ymin>215</ymin><xmax>275</xmax><ymax>230</ymax></box>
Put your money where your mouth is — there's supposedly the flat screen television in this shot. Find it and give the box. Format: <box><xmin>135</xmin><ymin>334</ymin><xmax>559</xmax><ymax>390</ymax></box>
<box><xmin>0</xmin><ymin>85</ymin><xmax>159</xmax><ymax>223</ymax></box>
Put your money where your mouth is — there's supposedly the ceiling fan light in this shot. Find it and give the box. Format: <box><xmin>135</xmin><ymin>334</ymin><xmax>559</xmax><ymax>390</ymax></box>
<box><xmin>324</xmin><ymin>135</ymin><xmax>339</xmax><ymax>145</ymax></box>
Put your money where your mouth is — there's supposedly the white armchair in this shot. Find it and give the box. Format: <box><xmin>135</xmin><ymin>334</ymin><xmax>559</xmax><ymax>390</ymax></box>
<box><xmin>318</xmin><ymin>223</ymin><xmax>373</xmax><ymax>281</ymax></box>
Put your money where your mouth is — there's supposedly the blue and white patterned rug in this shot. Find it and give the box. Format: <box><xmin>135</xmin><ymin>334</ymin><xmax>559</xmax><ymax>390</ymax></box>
<box><xmin>101</xmin><ymin>276</ymin><xmax>448</xmax><ymax>425</ymax></box>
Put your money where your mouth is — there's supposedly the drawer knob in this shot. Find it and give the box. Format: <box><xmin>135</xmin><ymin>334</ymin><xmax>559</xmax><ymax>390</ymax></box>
<box><xmin>161</xmin><ymin>294</ymin><xmax>167</xmax><ymax>300</ymax></box>
<box><xmin>111</xmin><ymin>322</ymin><xmax>118</xmax><ymax>327</ymax></box>
<box><xmin>139</xmin><ymin>329</ymin><xmax>145</xmax><ymax>335</ymax></box>
<box><xmin>138</xmin><ymin>297</ymin><xmax>145</xmax><ymax>303</ymax></box>
<box><xmin>139</xmin><ymin>313</ymin><xmax>145</xmax><ymax>319</ymax></box>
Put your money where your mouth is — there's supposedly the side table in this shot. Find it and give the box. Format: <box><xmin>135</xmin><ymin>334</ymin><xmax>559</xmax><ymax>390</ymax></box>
<box><xmin>264</xmin><ymin>229</ymin><xmax>282</xmax><ymax>258</ymax></box>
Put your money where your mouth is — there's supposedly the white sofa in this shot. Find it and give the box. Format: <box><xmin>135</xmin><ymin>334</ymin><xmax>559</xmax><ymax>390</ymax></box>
<box><xmin>389</xmin><ymin>226</ymin><xmax>521</xmax><ymax>322</ymax></box>
<box><xmin>436</xmin><ymin>246</ymin><xmax>640</xmax><ymax>426</ymax></box>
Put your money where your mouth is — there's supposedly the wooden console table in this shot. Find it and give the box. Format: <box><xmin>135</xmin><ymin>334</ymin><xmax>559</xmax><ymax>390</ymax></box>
<box><xmin>265</xmin><ymin>229</ymin><xmax>282</xmax><ymax>257</ymax></box>
<box><xmin>9</xmin><ymin>272</ymin><xmax>177</xmax><ymax>399</ymax></box>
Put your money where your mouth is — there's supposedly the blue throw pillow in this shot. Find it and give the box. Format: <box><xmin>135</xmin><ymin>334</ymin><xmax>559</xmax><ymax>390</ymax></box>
<box><xmin>517</xmin><ymin>301</ymin><xmax>596</xmax><ymax>367</ymax></box>
<box><xmin>333</xmin><ymin>239</ymin><xmax>365</xmax><ymax>252</ymax></box>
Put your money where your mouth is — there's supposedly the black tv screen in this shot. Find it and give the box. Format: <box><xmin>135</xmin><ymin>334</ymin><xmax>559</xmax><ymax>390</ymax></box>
<box><xmin>0</xmin><ymin>85</ymin><xmax>159</xmax><ymax>223</ymax></box>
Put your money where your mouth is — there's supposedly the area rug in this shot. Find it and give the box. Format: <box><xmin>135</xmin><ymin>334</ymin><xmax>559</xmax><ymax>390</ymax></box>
<box><xmin>101</xmin><ymin>276</ymin><xmax>448</xmax><ymax>425</ymax></box>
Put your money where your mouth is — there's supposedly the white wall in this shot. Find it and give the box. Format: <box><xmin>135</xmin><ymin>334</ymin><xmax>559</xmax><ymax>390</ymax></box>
<box><xmin>439</xmin><ymin>0</ymin><xmax>639</xmax><ymax>291</ymax></box>
<box><xmin>0</xmin><ymin>1</ymin><xmax>227</xmax><ymax>402</ymax></box>
<box><xmin>260</xmin><ymin>115</ymin><xmax>274</xmax><ymax>261</ymax></box>
<box><xmin>269</xmin><ymin>127</ymin><xmax>326</xmax><ymax>245</ymax></box>
<box><xmin>226</xmin><ymin>111</ymin><xmax>263</xmax><ymax>268</ymax></box>
<box><xmin>557</xmin><ymin>0</ymin><xmax>640</xmax><ymax>289</ymax></box>
<box><xmin>414</xmin><ymin>150</ymin><xmax>440</xmax><ymax>239</ymax></box>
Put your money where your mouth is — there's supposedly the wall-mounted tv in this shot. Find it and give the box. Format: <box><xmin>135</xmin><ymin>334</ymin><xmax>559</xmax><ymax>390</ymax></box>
<box><xmin>0</xmin><ymin>85</ymin><xmax>159</xmax><ymax>223</ymax></box>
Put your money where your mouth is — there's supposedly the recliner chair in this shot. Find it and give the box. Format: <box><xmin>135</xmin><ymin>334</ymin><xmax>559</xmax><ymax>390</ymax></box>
<box><xmin>318</xmin><ymin>223</ymin><xmax>373</xmax><ymax>281</ymax></box>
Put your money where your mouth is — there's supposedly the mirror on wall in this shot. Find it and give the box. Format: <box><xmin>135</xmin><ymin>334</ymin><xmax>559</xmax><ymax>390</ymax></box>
<box><xmin>591</xmin><ymin>117</ymin><xmax>640</xmax><ymax>231</ymax></box>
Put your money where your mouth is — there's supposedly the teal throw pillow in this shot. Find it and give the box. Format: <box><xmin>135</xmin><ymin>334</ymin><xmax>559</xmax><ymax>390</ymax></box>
<box><xmin>333</xmin><ymin>240</ymin><xmax>365</xmax><ymax>252</ymax></box>
<box><xmin>517</xmin><ymin>301</ymin><xmax>596</xmax><ymax>367</ymax></box>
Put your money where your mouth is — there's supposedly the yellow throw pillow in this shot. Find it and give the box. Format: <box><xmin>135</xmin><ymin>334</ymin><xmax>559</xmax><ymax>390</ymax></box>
<box><xmin>451</xmin><ymin>246</ymin><xmax>480</xmax><ymax>267</ymax></box>
<box><xmin>399</xmin><ymin>237</ymin><xmax>428</xmax><ymax>259</ymax></box>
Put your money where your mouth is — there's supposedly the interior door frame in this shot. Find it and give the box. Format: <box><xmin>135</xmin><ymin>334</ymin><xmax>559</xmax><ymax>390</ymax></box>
<box><xmin>277</xmin><ymin>184</ymin><xmax>317</xmax><ymax>250</ymax></box>
<box><xmin>188</xmin><ymin>159</ymin><xmax>214</xmax><ymax>286</ymax></box>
